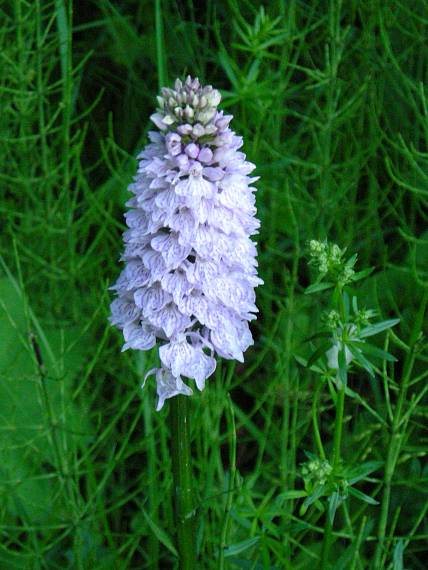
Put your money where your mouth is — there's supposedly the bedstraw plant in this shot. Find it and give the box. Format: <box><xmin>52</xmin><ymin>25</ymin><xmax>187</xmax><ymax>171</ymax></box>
<box><xmin>301</xmin><ymin>240</ymin><xmax>399</xmax><ymax>568</ymax></box>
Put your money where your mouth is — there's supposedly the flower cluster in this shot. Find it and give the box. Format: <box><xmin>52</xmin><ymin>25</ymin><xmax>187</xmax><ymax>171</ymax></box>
<box><xmin>308</xmin><ymin>240</ymin><xmax>355</xmax><ymax>285</ymax></box>
<box><xmin>301</xmin><ymin>456</ymin><xmax>333</xmax><ymax>486</ymax></box>
<box><xmin>110</xmin><ymin>76</ymin><xmax>262</xmax><ymax>410</ymax></box>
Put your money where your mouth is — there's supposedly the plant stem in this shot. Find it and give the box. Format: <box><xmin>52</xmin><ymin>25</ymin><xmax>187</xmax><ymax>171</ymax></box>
<box><xmin>321</xmin><ymin>284</ymin><xmax>348</xmax><ymax>569</ymax></box>
<box><xmin>320</xmin><ymin>382</ymin><xmax>346</xmax><ymax>569</ymax></box>
<box><xmin>332</xmin><ymin>385</ymin><xmax>346</xmax><ymax>469</ymax></box>
<box><xmin>321</xmin><ymin>516</ymin><xmax>333</xmax><ymax>570</ymax></box>
<box><xmin>312</xmin><ymin>383</ymin><xmax>326</xmax><ymax>460</ymax></box>
<box><xmin>144</xmin><ymin>397</ymin><xmax>159</xmax><ymax>569</ymax></box>
<box><xmin>219</xmin><ymin>395</ymin><xmax>237</xmax><ymax>569</ymax></box>
<box><xmin>169</xmin><ymin>395</ymin><xmax>196</xmax><ymax>569</ymax></box>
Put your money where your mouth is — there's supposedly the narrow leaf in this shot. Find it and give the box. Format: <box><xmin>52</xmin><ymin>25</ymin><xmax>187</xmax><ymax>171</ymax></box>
<box><xmin>303</xmin><ymin>331</ymin><xmax>332</xmax><ymax>343</ymax></box>
<box><xmin>359</xmin><ymin>319</ymin><xmax>400</xmax><ymax>338</ymax></box>
<box><xmin>338</xmin><ymin>345</ymin><xmax>348</xmax><ymax>386</ymax></box>
<box><xmin>347</xmin><ymin>345</ymin><xmax>375</xmax><ymax>378</ymax></box>
<box><xmin>351</xmin><ymin>267</ymin><xmax>374</xmax><ymax>282</ymax></box>
<box><xmin>393</xmin><ymin>539</ymin><xmax>404</xmax><ymax>570</ymax></box>
<box><xmin>307</xmin><ymin>341</ymin><xmax>332</xmax><ymax>368</ymax></box>
<box><xmin>304</xmin><ymin>282</ymin><xmax>334</xmax><ymax>294</ymax></box>
<box><xmin>142</xmin><ymin>508</ymin><xmax>178</xmax><ymax>557</ymax></box>
<box><xmin>352</xmin><ymin>341</ymin><xmax>397</xmax><ymax>362</ymax></box>
<box><xmin>348</xmin><ymin>486</ymin><xmax>379</xmax><ymax>505</ymax></box>
<box><xmin>224</xmin><ymin>536</ymin><xmax>260</xmax><ymax>558</ymax></box>
<box><xmin>346</xmin><ymin>461</ymin><xmax>383</xmax><ymax>484</ymax></box>
<box><xmin>303</xmin><ymin>484</ymin><xmax>326</xmax><ymax>508</ymax></box>
<box><xmin>277</xmin><ymin>490</ymin><xmax>308</xmax><ymax>500</ymax></box>
<box><xmin>346</xmin><ymin>253</ymin><xmax>358</xmax><ymax>267</ymax></box>
<box><xmin>328</xmin><ymin>491</ymin><xmax>341</xmax><ymax>524</ymax></box>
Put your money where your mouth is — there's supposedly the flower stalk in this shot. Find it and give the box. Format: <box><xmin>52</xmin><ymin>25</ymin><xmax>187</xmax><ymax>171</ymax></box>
<box><xmin>169</xmin><ymin>395</ymin><xmax>196</xmax><ymax>569</ymax></box>
<box><xmin>321</xmin><ymin>282</ymin><xmax>348</xmax><ymax>569</ymax></box>
<box><xmin>320</xmin><ymin>380</ymin><xmax>346</xmax><ymax>570</ymax></box>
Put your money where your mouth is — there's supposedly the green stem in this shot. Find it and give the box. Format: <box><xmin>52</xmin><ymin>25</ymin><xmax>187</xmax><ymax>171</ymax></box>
<box><xmin>169</xmin><ymin>396</ymin><xmax>196</xmax><ymax>569</ymax></box>
<box><xmin>332</xmin><ymin>385</ymin><xmax>346</xmax><ymax>469</ymax></box>
<box><xmin>144</xmin><ymin>397</ymin><xmax>159</xmax><ymax>569</ymax></box>
<box><xmin>321</xmin><ymin>516</ymin><xmax>333</xmax><ymax>570</ymax></box>
<box><xmin>312</xmin><ymin>383</ymin><xmax>326</xmax><ymax>460</ymax></box>
<box><xmin>219</xmin><ymin>395</ymin><xmax>237</xmax><ymax>569</ymax></box>
<box><xmin>321</xmin><ymin>284</ymin><xmax>347</xmax><ymax>568</ymax></box>
<box><xmin>320</xmin><ymin>383</ymin><xmax>346</xmax><ymax>569</ymax></box>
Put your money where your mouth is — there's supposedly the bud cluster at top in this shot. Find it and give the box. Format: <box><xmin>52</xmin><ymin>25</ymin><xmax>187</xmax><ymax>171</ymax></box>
<box><xmin>150</xmin><ymin>76</ymin><xmax>226</xmax><ymax>142</ymax></box>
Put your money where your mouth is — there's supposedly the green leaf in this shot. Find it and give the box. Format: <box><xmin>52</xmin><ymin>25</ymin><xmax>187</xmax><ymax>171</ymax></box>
<box><xmin>350</xmin><ymin>267</ymin><xmax>374</xmax><ymax>282</ymax></box>
<box><xmin>294</xmin><ymin>354</ymin><xmax>325</xmax><ymax>373</ymax></box>
<box><xmin>346</xmin><ymin>253</ymin><xmax>358</xmax><ymax>268</ymax></box>
<box><xmin>303</xmin><ymin>450</ymin><xmax>317</xmax><ymax>461</ymax></box>
<box><xmin>347</xmin><ymin>344</ymin><xmax>375</xmax><ymax>378</ymax></box>
<box><xmin>347</xmin><ymin>487</ymin><xmax>379</xmax><ymax>505</ymax></box>
<box><xmin>346</xmin><ymin>461</ymin><xmax>383</xmax><ymax>485</ymax></box>
<box><xmin>303</xmin><ymin>331</ymin><xmax>331</xmax><ymax>343</ymax></box>
<box><xmin>224</xmin><ymin>536</ymin><xmax>260</xmax><ymax>558</ymax></box>
<box><xmin>224</xmin><ymin>559</ymin><xmax>281</xmax><ymax>570</ymax></box>
<box><xmin>307</xmin><ymin>341</ymin><xmax>332</xmax><ymax>367</ymax></box>
<box><xmin>328</xmin><ymin>491</ymin><xmax>341</xmax><ymax>524</ymax></box>
<box><xmin>359</xmin><ymin>319</ymin><xmax>400</xmax><ymax>338</ymax></box>
<box><xmin>343</xmin><ymin>291</ymin><xmax>351</xmax><ymax>317</ymax></box>
<box><xmin>338</xmin><ymin>345</ymin><xmax>348</xmax><ymax>386</ymax></box>
<box><xmin>352</xmin><ymin>341</ymin><xmax>397</xmax><ymax>362</ymax></box>
<box><xmin>393</xmin><ymin>539</ymin><xmax>404</xmax><ymax>570</ymax></box>
<box><xmin>303</xmin><ymin>484</ymin><xmax>326</xmax><ymax>508</ymax></box>
<box><xmin>277</xmin><ymin>490</ymin><xmax>308</xmax><ymax>500</ymax></box>
<box><xmin>304</xmin><ymin>282</ymin><xmax>334</xmax><ymax>295</ymax></box>
<box><xmin>141</xmin><ymin>508</ymin><xmax>178</xmax><ymax>558</ymax></box>
<box><xmin>218</xmin><ymin>50</ymin><xmax>239</xmax><ymax>89</ymax></box>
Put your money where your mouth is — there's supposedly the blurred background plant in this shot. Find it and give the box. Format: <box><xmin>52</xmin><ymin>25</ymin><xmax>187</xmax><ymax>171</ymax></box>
<box><xmin>1</xmin><ymin>0</ymin><xmax>427</xmax><ymax>568</ymax></box>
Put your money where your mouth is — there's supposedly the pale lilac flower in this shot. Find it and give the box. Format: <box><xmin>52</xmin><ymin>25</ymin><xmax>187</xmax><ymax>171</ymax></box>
<box><xmin>110</xmin><ymin>76</ymin><xmax>263</xmax><ymax>410</ymax></box>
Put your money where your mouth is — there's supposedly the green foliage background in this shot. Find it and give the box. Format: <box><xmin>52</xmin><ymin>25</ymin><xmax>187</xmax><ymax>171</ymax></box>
<box><xmin>1</xmin><ymin>0</ymin><xmax>427</xmax><ymax>568</ymax></box>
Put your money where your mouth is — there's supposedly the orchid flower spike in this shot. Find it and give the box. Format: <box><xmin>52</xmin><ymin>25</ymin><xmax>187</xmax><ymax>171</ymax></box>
<box><xmin>110</xmin><ymin>76</ymin><xmax>263</xmax><ymax>410</ymax></box>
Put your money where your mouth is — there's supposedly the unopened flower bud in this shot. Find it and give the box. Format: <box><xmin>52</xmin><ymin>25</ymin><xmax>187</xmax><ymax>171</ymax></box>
<box><xmin>207</xmin><ymin>90</ymin><xmax>221</xmax><ymax>107</ymax></box>
<box><xmin>198</xmin><ymin>108</ymin><xmax>216</xmax><ymax>124</ymax></box>
<box><xmin>184</xmin><ymin>105</ymin><xmax>194</xmax><ymax>120</ymax></box>
<box><xmin>162</xmin><ymin>114</ymin><xmax>175</xmax><ymax>126</ymax></box>
<box><xmin>198</xmin><ymin>147</ymin><xmax>213</xmax><ymax>163</ymax></box>
<box><xmin>177</xmin><ymin>124</ymin><xmax>193</xmax><ymax>135</ymax></box>
<box><xmin>204</xmin><ymin>124</ymin><xmax>217</xmax><ymax>135</ymax></box>
<box><xmin>185</xmin><ymin>143</ymin><xmax>199</xmax><ymax>158</ymax></box>
<box><xmin>192</xmin><ymin>124</ymin><xmax>205</xmax><ymax>138</ymax></box>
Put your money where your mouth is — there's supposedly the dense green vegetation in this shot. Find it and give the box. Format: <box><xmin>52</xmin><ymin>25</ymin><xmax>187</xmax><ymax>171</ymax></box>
<box><xmin>1</xmin><ymin>1</ymin><xmax>427</xmax><ymax>568</ymax></box>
